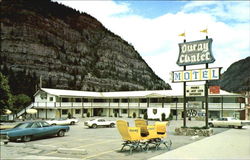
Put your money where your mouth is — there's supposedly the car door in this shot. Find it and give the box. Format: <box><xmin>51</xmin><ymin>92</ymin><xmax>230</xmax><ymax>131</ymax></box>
<box><xmin>40</xmin><ymin>121</ymin><xmax>58</xmax><ymax>136</ymax></box>
<box><xmin>214</xmin><ymin>118</ymin><xmax>223</xmax><ymax>127</ymax></box>
<box><xmin>220</xmin><ymin>118</ymin><xmax>228</xmax><ymax>127</ymax></box>
<box><xmin>97</xmin><ymin>119</ymin><xmax>105</xmax><ymax>126</ymax></box>
<box><xmin>30</xmin><ymin>122</ymin><xmax>49</xmax><ymax>138</ymax></box>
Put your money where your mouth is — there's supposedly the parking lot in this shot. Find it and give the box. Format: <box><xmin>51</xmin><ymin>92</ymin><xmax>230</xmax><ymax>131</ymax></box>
<box><xmin>0</xmin><ymin>117</ymin><xmax>229</xmax><ymax>160</ymax></box>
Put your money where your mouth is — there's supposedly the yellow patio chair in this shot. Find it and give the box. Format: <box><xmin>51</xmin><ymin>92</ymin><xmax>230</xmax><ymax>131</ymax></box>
<box><xmin>135</xmin><ymin>119</ymin><xmax>166</xmax><ymax>151</ymax></box>
<box><xmin>116</xmin><ymin>120</ymin><xmax>145</xmax><ymax>154</ymax></box>
<box><xmin>134</xmin><ymin>119</ymin><xmax>149</xmax><ymax>137</ymax></box>
<box><xmin>154</xmin><ymin>121</ymin><xmax>172</xmax><ymax>150</ymax></box>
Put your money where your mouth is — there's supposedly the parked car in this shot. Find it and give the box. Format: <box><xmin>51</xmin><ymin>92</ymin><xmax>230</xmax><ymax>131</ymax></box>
<box><xmin>0</xmin><ymin>121</ymin><xmax>70</xmax><ymax>143</ymax></box>
<box><xmin>208</xmin><ymin>117</ymin><xmax>250</xmax><ymax>129</ymax></box>
<box><xmin>46</xmin><ymin>117</ymin><xmax>79</xmax><ymax>125</ymax></box>
<box><xmin>84</xmin><ymin>118</ymin><xmax>116</xmax><ymax>128</ymax></box>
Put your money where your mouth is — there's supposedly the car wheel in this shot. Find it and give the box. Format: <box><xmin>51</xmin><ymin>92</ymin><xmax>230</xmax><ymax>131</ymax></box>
<box><xmin>208</xmin><ymin>123</ymin><xmax>214</xmax><ymax>127</ymax></box>
<box><xmin>57</xmin><ymin>130</ymin><xmax>65</xmax><ymax>137</ymax></box>
<box><xmin>52</xmin><ymin>123</ymin><xmax>56</xmax><ymax>126</ymax></box>
<box><xmin>237</xmin><ymin>126</ymin><xmax>243</xmax><ymax>129</ymax></box>
<box><xmin>110</xmin><ymin>123</ymin><xmax>115</xmax><ymax>128</ymax></box>
<box><xmin>70</xmin><ymin>121</ymin><xmax>75</xmax><ymax>125</ymax></box>
<box><xmin>22</xmin><ymin>135</ymin><xmax>32</xmax><ymax>142</ymax></box>
<box><xmin>92</xmin><ymin>124</ymin><xmax>97</xmax><ymax>129</ymax></box>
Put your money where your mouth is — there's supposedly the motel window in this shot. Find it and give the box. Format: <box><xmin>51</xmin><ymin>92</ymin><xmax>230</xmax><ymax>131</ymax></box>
<box><xmin>130</xmin><ymin>99</ymin><xmax>139</xmax><ymax>103</ymax></box>
<box><xmin>223</xmin><ymin>97</ymin><xmax>238</xmax><ymax>103</ymax></box>
<box><xmin>62</xmin><ymin>98</ymin><xmax>69</xmax><ymax>102</ymax></box>
<box><xmin>238</xmin><ymin>97</ymin><xmax>245</xmax><ymax>103</ymax></box>
<box><xmin>83</xmin><ymin>109</ymin><xmax>88</xmax><ymax>113</ymax></box>
<box><xmin>209</xmin><ymin>97</ymin><xmax>221</xmax><ymax>103</ymax></box>
<box><xmin>82</xmin><ymin>98</ymin><xmax>89</xmax><ymax>102</ymax></box>
<box><xmin>172</xmin><ymin>98</ymin><xmax>178</xmax><ymax>103</ymax></box>
<box><xmin>122</xmin><ymin>109</ymin><xmax>127</xmax><ymax>114</ymax></box>
<box><xmin>75</xmin><ymin>98</ymin><xmax>81</xmax><ymax>102</ymax></box>
<box><xmin>150</xmin><ymin>98</ymin><xmax>160</xmax><ymax>103</ymax></box>
<box><xmin>121</xmin><ymin>99</ymin><xmax>128</xmax><ymax>103</ymax></box>
<box><xmin>93</xmin><ymin>99</ymin><xmax>106</xmax><ymax>103</ymax></box>
<box><xmin>49</xmin><ymin>97</ymin><xmax>53</xmax><ymax>101</ymax></box>
<box><xmin>62</xmin><ymin>109</ymin><xmax>68</xmax><ymax>115</ymax></box>
<box><xmin>178</xmin><ymin>98</ymin><xmax>184</xmax><ymax>103</ymax></box>
<box><xmin>140</xmin><ymin>99</ymin><xmax>147</xmax><ymax>103</ymax></box>
<box><xmin>139</xmin><ymin>109</ymin><xmax>146</xmax><ymax>114</ymax></box>
<box><xmin>113</xmin><ymin>109</ymin><xmax>119</xmax><ymax>113</ymax></box>
<box><xmin>75</xmin><ymin>109</ymin><xmax>81</xmax><ymax>114</ymax></box>
<box><xmin>112</xmin><ymin>99</ymin><xmax>119</xmax><ymax>103</ymax></box>
<box><xmin>171</xmin><ymin>110</ymin><xmax>177</xmax><ymax>116</ymax></box>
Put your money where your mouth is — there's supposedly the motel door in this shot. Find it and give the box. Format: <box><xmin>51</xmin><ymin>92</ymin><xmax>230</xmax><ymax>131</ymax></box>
<box><xmin>93</xmin><ymin>108</ymin><xmax>103</xmax><ymax>116</ymax></box>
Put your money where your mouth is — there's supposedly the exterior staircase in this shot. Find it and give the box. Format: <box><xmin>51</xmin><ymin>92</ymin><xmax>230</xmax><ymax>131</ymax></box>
<box><xmin>16</xmin><ymin>103</ymin><xmax>34</xmax><ymax>118</ymax></box>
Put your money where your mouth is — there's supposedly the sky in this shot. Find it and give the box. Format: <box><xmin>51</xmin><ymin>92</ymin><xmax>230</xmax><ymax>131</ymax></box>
<box><xmin>54</xmin><ymin>0</ymin><xmax>250</xmax><ymax>91</ymax></box>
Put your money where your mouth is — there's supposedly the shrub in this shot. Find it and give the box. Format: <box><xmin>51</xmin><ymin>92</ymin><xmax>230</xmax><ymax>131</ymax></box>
<box><xmin>143</xmin><ymin>112</ymin><xmax>148</xmax><ymax>120</ymax></box>
<box><xmin>133</xmin><ymin>112</ymin><xmax>136</xmax><ymax>118</ymax></box>
<box><xmin>114</xmin><ymin>112</ymin><xmax>118</xmax><ymax>117</ymax></box>
<box><xmin>161</xmin><ymin>113</ymin><xmax>166</xmax><ymax>121</ymax></box>
<box><xmin>166</xmin><ymin>113</ymin><xmax>173</xmax><ymax>121</ymax></box>
<box><xmin>68</xmin><ymin>112</ymin><xmax>72</xmax><ymax>119</ymax></box>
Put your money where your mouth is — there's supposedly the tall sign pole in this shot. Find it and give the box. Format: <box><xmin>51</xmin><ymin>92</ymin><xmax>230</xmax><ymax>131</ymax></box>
<box><xmin>183</xmin><ymin>39</ymin><xmax>187</xmax><ymax>127</ymax></box>
<box><xmin>205</xmin><ymin>36</ymin><xmax>209</xmax><ymax>128</ymax></box>
<box><xmin>183</xmin><ymin>66</ymin><xmax>187</xmax><ymax>127</ymax></box>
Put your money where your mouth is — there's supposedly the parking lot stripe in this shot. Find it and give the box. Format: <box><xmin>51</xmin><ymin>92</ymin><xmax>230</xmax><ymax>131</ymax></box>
<box><xmin>82</xmin><ymin>148</ymin><xmax>121</xmax><ymax>159</ymax></box>
<box><xmin>74</xmin><ymin>139</ymin><xmax>120</xmax><ymax>149</ymax></box>
<box><xmin>43</xmin><ymin>151</ymin><xmax>57</xmax><ymax>156</ymax></box>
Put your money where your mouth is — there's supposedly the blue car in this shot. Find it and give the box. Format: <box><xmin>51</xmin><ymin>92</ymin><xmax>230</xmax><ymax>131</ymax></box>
<box><xmin>0</xmin><ymin>121</ymin><xmax>70</xmax><ymax>142</ymax></box>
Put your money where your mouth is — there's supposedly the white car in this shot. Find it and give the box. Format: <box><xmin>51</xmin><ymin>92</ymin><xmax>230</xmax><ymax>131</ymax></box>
<box><xmin>46</xmin><ymin>118</ymin><xmax>79</xmax><ymax>125</ymax></box>
<box><xmin>84</xmin><ymin>118</ymin><xmax>116</xmax><ymax>128</ymax></box>
<box><xmin>208</xmin><ymin>117</ymin><xmax>250</xmax><ymax>129</ymax></box>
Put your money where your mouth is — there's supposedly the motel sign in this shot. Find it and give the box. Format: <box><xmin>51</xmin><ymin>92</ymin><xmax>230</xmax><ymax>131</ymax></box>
<box><xmin>172</xmin><ymin>67</ymin><xmax>221</xmax><ymax>82</ymax></box>
<box><xmin>177</xmin><ymin>38</ymin><xmax>215</xmax><ymax>66</ymax></box>
<box><xmin>172</xmin><ymin>36</ymin><xmax>221</xmax><ymax>128</ymax></box>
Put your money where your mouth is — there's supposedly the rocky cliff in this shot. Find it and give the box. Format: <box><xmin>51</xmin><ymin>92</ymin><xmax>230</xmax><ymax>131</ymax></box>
<box><xmin>0</xmin><ymin>0</ymin><xmax>171</xmax><ymax>97</ymax></box>
<box><xmin>209</xmin><ymin>56</ymin><xmax>250</xmax><ymax>93</ymax></box>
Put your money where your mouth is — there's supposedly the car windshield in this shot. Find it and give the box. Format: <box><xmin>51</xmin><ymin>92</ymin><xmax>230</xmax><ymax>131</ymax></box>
<box><xmin>14</xmin><ymin>122</ymin><xmax>32</xmax><ymax>128</ymax></box>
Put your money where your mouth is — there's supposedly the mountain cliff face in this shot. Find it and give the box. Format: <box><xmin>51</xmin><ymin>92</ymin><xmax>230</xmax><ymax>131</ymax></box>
<box><xmin>0</xmin><ymin>0</ymin><xmax>171</xmax><ymax>97</ymax></box>
<box><xmin>209</xmin><ymin>56</ymin><xmax>250</xmax><ymax>93</ymax></box>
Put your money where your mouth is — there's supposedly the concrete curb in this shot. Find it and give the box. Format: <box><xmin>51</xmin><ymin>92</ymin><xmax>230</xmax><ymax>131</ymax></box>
<box><xmin>5</xmin><ymin>142</ymin><xmax>26</xmax><ymax>147</ymax></box>
<box><xmin>57</xmin><ymin>148</ymin><xmax>87</xmax><ymax>155</ymax></box>
<box><xmin>32</xmin><ymin>144</ymin><xmax>58</xmax><ymax>151</ymax></box>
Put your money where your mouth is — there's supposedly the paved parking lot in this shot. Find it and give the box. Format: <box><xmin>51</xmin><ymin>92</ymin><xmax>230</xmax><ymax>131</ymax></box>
<box><xmin>0</xmin><ymin>117</ymin><xmax>229</xmax><ymax>160</ymax></box>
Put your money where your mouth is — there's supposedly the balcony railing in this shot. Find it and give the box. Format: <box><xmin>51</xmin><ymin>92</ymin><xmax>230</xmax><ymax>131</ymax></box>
<box><xmin>32</xmin><ymin>102</ymin><xmax>245</xmax><ymax>110</ymax></box>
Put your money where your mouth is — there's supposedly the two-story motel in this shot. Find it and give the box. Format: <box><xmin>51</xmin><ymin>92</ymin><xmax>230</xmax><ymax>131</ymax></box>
<box><xmin>28</xmin><ymin>88</ymin><xmax>248</xmax><ymax>120</ymax></box>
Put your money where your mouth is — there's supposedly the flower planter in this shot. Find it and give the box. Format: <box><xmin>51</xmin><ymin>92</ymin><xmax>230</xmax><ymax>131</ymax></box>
<box><xmin>175</xmin><ymin>127</ymin><xmax>213</xmax><ymax>137</ymax></box>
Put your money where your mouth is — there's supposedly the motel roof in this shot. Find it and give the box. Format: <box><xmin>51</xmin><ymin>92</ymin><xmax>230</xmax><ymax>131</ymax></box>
<box><xmin>34</xmin><ymin>88</ymin><xmax>243</xmax><ymax>98</ymax></box>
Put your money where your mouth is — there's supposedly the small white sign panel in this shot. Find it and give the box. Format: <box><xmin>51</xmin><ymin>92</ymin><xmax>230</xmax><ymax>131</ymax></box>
<box><xmin>186</xmin><ymin>85</ymin><xmax>205</xmax><ymax>97</ymax></box>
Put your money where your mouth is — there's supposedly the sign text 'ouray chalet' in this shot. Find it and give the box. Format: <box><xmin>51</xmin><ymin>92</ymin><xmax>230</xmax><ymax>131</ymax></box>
<box><xmin>177</xmin><ymin>38</ymin><xmax>215</xmax><ymax>66</ymax></box>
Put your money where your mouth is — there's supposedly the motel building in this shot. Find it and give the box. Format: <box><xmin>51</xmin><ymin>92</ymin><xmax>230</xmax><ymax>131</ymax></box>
<box><xmin>23</xmin><ymin>88</ymin><xmax>249</xmax><ymax>120</ymax></box>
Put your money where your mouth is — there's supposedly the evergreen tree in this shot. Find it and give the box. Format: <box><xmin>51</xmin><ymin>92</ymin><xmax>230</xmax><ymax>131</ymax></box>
<box><xmin>0</xmin><ymin>72</ymin><xmax>13</xmax><ymax>115</ymax></box>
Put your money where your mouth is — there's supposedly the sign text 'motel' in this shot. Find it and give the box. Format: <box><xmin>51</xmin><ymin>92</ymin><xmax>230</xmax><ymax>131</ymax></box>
<box><xmin>177</xmin><ymin>38</ymin><xmax>215</xmax><ymax>66</ymax></box>
<box><xmin>172</xmin><ymin>67</ymin><xmax>221</xmax><ymax>82</ymax></box>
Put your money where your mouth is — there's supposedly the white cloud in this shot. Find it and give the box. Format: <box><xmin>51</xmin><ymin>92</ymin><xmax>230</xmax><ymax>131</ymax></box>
<box><xmin>55</xmin><ymin>0</ymin><xmax>249</xmax><ymax>91</ymax></box>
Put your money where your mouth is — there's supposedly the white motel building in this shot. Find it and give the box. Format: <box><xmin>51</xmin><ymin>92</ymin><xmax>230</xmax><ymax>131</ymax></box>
<box><xmin>20</xmin><ymin>88</ymin><xmax>249</xmax><ymax>120</ymax></box>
